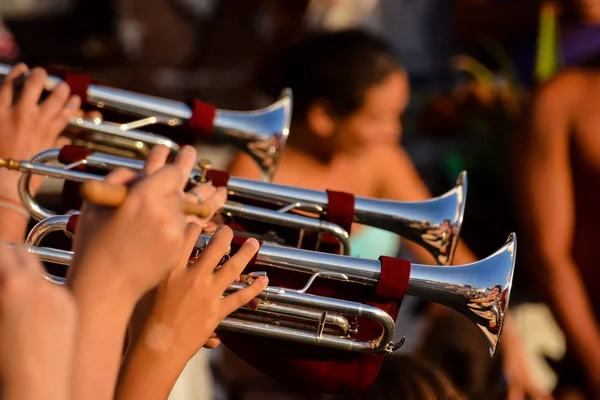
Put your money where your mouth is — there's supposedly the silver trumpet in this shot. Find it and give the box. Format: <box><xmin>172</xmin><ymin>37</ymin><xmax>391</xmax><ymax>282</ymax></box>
<box><xmin>0</xmin><ymin>63</ymin><xmax>292</xmax><ymax>182</ymax></box>
<box><xmin>8</xmin><ymin>150</ymin><xmax>350</xmax><ymax>254</ymax></box>
<box><xmin>23</xmin><ymin>214</ymin><xmax>516</xmax><ymax>357</ymax></box>
<box><xmin>7</xmin><ymin>148</ymin><xmax>466</xmax><ymax>263</ymax></box>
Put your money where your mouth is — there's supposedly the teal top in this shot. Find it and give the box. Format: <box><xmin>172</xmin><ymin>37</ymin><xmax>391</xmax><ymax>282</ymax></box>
<box><xmin>349</xmin><ymin>225</ymin><xmax>400</xmax><ymax>260</ymax></box>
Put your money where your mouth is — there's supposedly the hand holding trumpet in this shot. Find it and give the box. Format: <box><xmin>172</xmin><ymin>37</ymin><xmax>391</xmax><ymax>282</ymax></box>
<box><xmin>63</xmin><ymin>144</ymin><xmax>264</xmax><ymax>400</ymax></box>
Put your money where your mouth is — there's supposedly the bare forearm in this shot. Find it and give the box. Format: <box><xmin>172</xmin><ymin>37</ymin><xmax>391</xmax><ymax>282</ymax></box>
<box><xmin>543</xmin><ymin>257</ymin><xmax>600</xmax><ymax>376</ymax></box>
<box><xmin>69</xmin><ymin>278</ymin><xmax>135</xmax><ymax>400</ymax></box>
<box><xmin>117</xmin><ymin>344</ymin><xmax>187</xmax><ymax>400</ymax></box>
<box><xmin>0</xmin><ymin>208</ymin><xmax>28</xmax><ymax>242</ymax></box>
<box><xmin>3</xmin><ymin>371</ymin><xmax>70</xmax><ymax>400</ymax></box>
<box><xmin>0</xmin><ymin>173</ymin><xmax>29</xmax><ymax>242</ymax></box>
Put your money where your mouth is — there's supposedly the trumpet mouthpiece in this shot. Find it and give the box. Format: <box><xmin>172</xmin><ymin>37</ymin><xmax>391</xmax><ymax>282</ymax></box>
<box><xmin>0</xmin><ymin>157</ymin><xmax>19</xmax><ymax>170</ymax></box>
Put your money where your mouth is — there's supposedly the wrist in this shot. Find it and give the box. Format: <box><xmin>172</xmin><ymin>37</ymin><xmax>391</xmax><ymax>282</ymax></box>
<box><xmin>68</xmin><ymin>256</ymin><xmax>140</xmax><ymax>308</ymax></box>
<box><xmin>3</xmin><ymin>366</ymin><xmax>69</xmax><ymax>400</ymax></box>
<box><xmin>0</xmin><ymin>202</ymin><xmax>29</xmax><ymax>242</ymax></box>
<box><xmin>118</xmin><ymin>334</ymin><xmax>188</xmax><ymax>400</ymax></box>
<box><xmin>137</xmin><ymin>320</ymin><xmax>191</xmax><ymax>363</ymax></box>
<box><xmin>0</xmin><ymin>169</ymin><xmax>22</xmax><ymax>196</ymax></box>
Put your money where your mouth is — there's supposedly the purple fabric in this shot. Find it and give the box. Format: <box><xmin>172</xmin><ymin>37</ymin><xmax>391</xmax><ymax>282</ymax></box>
<box><xmin>512</xmin><ymin>23</ymin><xmax>600</xmax><ymax>86</ymax></box>
<box><xmin>561</xmin><ymin>24</ymin><xmax>600</xmax><ymax>66</ymax></box>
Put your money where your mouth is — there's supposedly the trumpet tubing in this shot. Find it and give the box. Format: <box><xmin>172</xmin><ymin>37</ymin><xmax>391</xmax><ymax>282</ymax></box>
<box><xmin>24</xmin><ymin>215</ymin><xmax>516</xmax><ymax>357</ymax></box>
<box><xmin>22</xmin><ymin>244</ymin><xmax>399</xmax><ymax>354</ymax></box>
<box><xmin>10</xmin><ymin>152</ymin><xmax>351</xmax><ymax>254</ymax></box>
<box><xmin>12</xmin><ymin>148</ymin><xmax>466</xmax><ymax>264</ymax></box>
<box><xmin>0</xmin><ymin>63</ymin><xmax>292</xmax><ymax>182</ymax></box>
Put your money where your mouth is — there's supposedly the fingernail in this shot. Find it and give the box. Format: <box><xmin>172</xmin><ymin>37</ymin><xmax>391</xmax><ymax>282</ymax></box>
<box><xmin>14</xmin><ymin>63</ymin><xmax>28</xmax><ymax>73</ymax></box>
<box><xmin>246</xmin><ymin>238</ymin><xmax>260</xmax><ymax>250</ymax></box>
<box><xmin>66</xmin><ymin>95</ymin><xmax>81</xmax><ymax>109</ymax></box>
<box><xmin>255</xmin><ymin>276</ymin><xmax>268</xmax><ymax>285</ymax></box>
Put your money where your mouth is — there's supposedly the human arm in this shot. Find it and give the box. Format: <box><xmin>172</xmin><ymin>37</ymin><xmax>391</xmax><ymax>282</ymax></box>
<box><xmin>66</xmin><ymin>145</ymin><xmax>201</xmax><ymax>400</ymax></box>
<box><xmin>0</xmin><ymin>245</ymin><xmax>77</xmax><ymax>400</ymax></box>
<box><xmin>514</xmin><ymin>73</ymin><xmax>600</xmax><ymax>392</ymax></box>
<box><xmin>0</xmin><ymin>63</ymin><xmax>80</xmax><ymax>242</ymax></box>
<box><xmin>116</xmin><ymin>225</ymin><xmax>267</xmax><ymax>400</ymax></box>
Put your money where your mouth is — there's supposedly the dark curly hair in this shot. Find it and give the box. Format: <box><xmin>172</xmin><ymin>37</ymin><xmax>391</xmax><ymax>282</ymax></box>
<box><xmin>257</xmin><ymin>28</ymin><xmax>403</xmax><ymax>123</ymax></box>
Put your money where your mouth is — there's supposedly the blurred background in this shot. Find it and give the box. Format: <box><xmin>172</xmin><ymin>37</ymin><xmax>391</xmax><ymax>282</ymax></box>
<box><xmin>2</xmin><ymin>0</ymin><xmax>596</xmax><ymax>399</ymax></box>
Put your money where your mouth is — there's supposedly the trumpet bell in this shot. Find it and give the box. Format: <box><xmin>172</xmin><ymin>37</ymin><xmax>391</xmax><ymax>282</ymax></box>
<box><xmin>408</xmin><ymin>233</ymin><xmax>516</xmax><ymax>357</ymax></box>
<box><xmin>214</xmin><ymin>88</ymin><xmax>292</xmax><ymax>182</ymax></box>
<box><xmin>223</xmin><ymin>170</ymin><xmax>468</xmax><ymax>265</ymax></box>
<box><xmin>351</xmin><ymin>171</ymin><xmax>467</xmax><ymax>266</ymax></box>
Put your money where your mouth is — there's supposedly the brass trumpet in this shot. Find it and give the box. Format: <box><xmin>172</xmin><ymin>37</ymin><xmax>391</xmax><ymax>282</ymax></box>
<box><xmin>4</xmin><ymin>148</ymin><xmax>466</xmax><ymax>263</ymax></box>
<box><xmin>23</xmin><ymin>214</ymin><xmax>516</xmax><ymax>357</ymax></box>
<box><xmin>0</xmin><ymin>63</ymin><xmax>292</xmax><ymax>182</ymax></box>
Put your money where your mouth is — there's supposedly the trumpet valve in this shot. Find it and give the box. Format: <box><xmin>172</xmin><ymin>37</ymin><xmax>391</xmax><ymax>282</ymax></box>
<box><xmin>196</xmin><ymin>159</ymin><xmax>213</xmax><ymax>183</ymax></box>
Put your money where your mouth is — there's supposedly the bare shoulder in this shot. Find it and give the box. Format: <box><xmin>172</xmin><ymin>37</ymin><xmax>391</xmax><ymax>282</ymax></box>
<box><xmin>520</xmin><ymin>69</ymin><xmax>590</xmax><ymax>145</ymax></box>
<box><xmin>531</xmin><ymin>69</ymin><xmax>590</xmax><ymax>111</ymax></box>
<box><xmin>363</xmin><ymin>145</ymin><xmax>410</xmax><ymax>170</ymax></box>
<box><xmin>363</xmin><ymin>144</ymin><xmax>432</xmax><ymax>200</ymax></box>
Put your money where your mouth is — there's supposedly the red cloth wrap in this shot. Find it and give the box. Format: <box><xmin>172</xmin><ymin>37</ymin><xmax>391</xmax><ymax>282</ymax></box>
<box><xmin>206</xmin><ymin>170</ymin><xmax>230</xmax><ymax>187</ymax></box>
<box><xmin>45</xmin><ymin>67</ymin><xmax>91</xmax><ymax>101</ymax></box>
<box><xmin>62</xmin><ymin>72</ymin><xmax>91</xmax><ymax>101</ymax></box>
<box><xmin>325</xmin><ymin>190</ymin><xmax>355</xmax><ymax>234</ymax></box>
<box><xmin>58</xmin><ymin>146</ymin><xmax>101</xmax><ymax>214</ymax></box>
<box><xmin>58</xmin><ymin>145</ymin><xmax>94</xmax><ymax>166</ymax></box>
<box><xmin>219</xmin><ymin>245</ymin><xmax>411</xmax><ymax>394</ymax></box>
<box><xmin>187</xmin><ymin>99</ymin><xmax>216</xmax><ymax>138</ymax></box>
<box><xmin>66</xmin><ymin>214</ymin><xmax>79</xmax><ymax>234</ymax></box>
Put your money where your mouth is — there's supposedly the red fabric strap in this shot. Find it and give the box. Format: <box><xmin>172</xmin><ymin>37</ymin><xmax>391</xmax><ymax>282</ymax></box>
<box><xmin>62</xmin><ymin>72</ymin><xmax>91</xmax><ymax>101</ymax></box>
<box><xmin>66</xmin><ymin>214</ymin><xmax>79</xmax><ymax>234</ymax></box>
<box><xmin>376</xmin><ymin>256</ymin><xmax>411</xmax><ymax>300</ymax></box>
<box><xmin>61</xmin><ymin>182</ymin><xmax>83</xmax><ymax>214</ymax></box>
<box><xmin>206</xmin><ymin>170</ymin><xmax>230</xmax><ymax>187</ymax></box>
<box><xmin>325</xmin><ymin>190</ymin><xmax>355</xmax><ymax>233</ymax></box>
<box><xmin>58</xmin><ymin>146</ymin><xmax>97</xmax><ymax>214</ymax></box>
<box><xmin>45</xmin><ymin>67</ymin><xmax>92</xmax><ymax>101</ymax></box>
<box><xmin>187</xmin><ymin>99</ymin><xmax>216</xmax><ymax>138</ymax></box>
<box><xmin>58</xmin><ymin>145</ymin><xmax>94</xmax><ymax>167</ymax></box>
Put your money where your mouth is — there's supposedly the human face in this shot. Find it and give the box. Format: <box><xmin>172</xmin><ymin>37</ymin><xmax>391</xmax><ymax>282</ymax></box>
<box><xmin>334</xmin><ymin>70</ymin><xmax>409</xmax><ymax>153</ymax></box>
